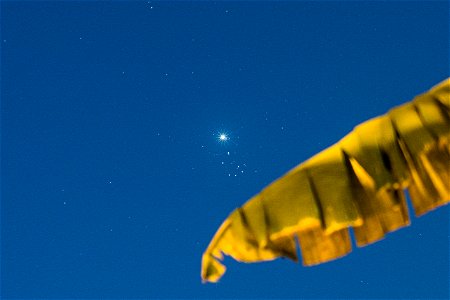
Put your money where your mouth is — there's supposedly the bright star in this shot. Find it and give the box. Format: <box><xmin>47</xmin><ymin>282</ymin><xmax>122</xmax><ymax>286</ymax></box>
<box><xmin>215</xmin><ymin>131</ymin><xmax>232</xmax><ymax>144</ymax></box>
<box><xmin>219</xmin><ymin>133</ymin><xmax>228</xmax><ymax>141</ymax></box>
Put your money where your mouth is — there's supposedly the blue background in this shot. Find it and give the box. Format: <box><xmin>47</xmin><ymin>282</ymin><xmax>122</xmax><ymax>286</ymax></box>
<box><xmin>2</xmin><ymin>1</ymin><xmax>449</xmax><ymax>299</ymax></box>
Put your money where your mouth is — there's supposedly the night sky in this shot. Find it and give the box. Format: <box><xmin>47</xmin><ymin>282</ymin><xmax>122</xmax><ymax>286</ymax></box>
<box><xmin>2</xmin><ymin>1</ymin><xmax>449</xmax><ymax>299</ymax></box>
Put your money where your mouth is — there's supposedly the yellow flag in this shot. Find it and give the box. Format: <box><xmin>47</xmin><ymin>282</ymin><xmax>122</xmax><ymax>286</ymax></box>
<box><xmin>201</xmin><ymin>79</ymin><xmax>450</xmax><ymax>283</ymax></box>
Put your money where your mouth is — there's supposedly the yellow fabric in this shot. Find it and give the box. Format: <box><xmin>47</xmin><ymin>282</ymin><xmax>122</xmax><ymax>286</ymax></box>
<box><xmin>201</xmin><ymin>78</ymin><xmax>450</xmax><ymax>283</ymax></box>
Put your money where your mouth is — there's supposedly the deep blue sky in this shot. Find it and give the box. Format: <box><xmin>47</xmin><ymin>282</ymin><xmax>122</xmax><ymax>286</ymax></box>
<box><xmin>2</xmin><ymin>1</ymin><xmax>449</xmax><ymax>299</ymax></box>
